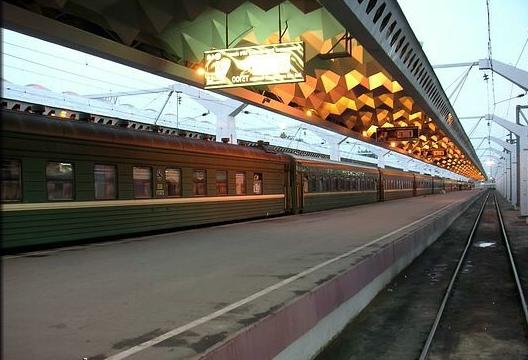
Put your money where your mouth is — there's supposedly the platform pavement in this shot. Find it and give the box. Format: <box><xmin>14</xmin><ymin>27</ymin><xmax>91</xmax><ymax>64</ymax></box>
<box><xmin>2</xmin><ymin>190</ymin><xmax>483</xmax><ymax>360</ymax></box>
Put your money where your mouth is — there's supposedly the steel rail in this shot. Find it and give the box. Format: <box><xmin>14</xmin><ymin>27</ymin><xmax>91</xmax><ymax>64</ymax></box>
<box><xmin>418</xmin><ymin>191</ymin><xmax>490</xmax><ymax>360</ymax></box>
<box><xmin>494</xmin><ymin>193</ymin><xmax>528</xmax><ymax>327</ymax></box>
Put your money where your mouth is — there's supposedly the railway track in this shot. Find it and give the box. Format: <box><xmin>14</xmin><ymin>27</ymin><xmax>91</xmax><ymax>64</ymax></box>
<box><xmin>419</xmin><ymin>190</ymin><xmax>528</xmax><ymax>359</ymax></box>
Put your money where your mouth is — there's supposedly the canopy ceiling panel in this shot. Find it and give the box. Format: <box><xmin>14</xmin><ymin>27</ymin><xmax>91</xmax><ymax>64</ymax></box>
<box><xmin>3</xmin><ymin>0</ymin><xmax>485</xmax><ymax>179</ymax></box>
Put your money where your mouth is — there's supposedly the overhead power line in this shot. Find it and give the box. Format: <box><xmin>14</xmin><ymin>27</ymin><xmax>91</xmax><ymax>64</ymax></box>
<box><xmin>3</xmin><ymin>64</ymin><xmax>114</xmax><ymax>92</ymax></box>
<box><xmin>448</xmin><ymin>64</ymin><xmax>474</xmax><ymax>105</ymax></box>
<box><xmin>2</xmin><ymin>52</ymin><xmax>143</xmax><ymax>92</ymax></box>
<box><xmin>3</xmin><ymin>41</ymin><xmax>164</xmax><ymax>88</ymax></box>
<box><xmin>505</xmin><ymin>33</ymin><xmax>528</xmax><ymax>117</ymax></box>
<box><xmin>486</xmin><ymin>0</ymin><xmax>497</xmax><ymax>112</ymax></box>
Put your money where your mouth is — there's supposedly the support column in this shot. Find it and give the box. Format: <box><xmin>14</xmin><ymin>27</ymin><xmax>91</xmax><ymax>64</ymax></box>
<box><xmin>489</xmin><ymin>148</ymin><xmax>509</xmax><ymax>200</ymax></box>
<box><xmin>215</xmin><ymin>103</ymin><xmax>247</xmax><ymax>144</ymax></box>
<box><xmin>376</xmin><ymin>151</ymin><xmax>389</xmax><ymax>169</ymax></box>
<box><xmin>402</xmin><ymin>159</ymin><xmax>413</xmax><ymax>172</ymax></box>
<box><xmin>490</xmin><ymin>136</ymin><xmax>517</xmax><ymax>206</ymax></box>
<box><xmin>329</xmin><ymin>139</ymin><xmax>340</xmax><ymax>161</ymax></box>
<box><xmin>318</xmin><ymin>134</ymin><xmax>342</xmax><ymax>161</ymax></box>
<box><xmin>216</xmin><ymin>114</ymin><xmax>237</xmax><ymax>144</ymax></box>
<box><xmin>488</xmin><ymin>113</ymin><xmax>528</xmax><ymax>217</ymax></box>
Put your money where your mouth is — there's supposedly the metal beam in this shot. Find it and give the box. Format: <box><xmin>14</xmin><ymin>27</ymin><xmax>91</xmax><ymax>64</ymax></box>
<box><xmin>432</xmin><ymin>62</ymin><xmax>478</xmax><ymax>69</ymax></box>
<box><xmin>479</xmin><ymin>59</ymin><xmax>528</xmax><ymax>91</ymax></box>
<box><xmin>487</xmin><ymin>113</ymin><xmax>528</xmax><ymax>217</ymax></box>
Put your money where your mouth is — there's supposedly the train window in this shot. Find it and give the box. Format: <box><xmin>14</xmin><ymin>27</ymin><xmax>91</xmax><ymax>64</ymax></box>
<box><xmin>47</xmin><ymin>162</ymin><xmax>74</xmax><ymax>201</ymax></box>
<box><xmin>253</xmin><ymin>173</ymin><xmax>263</xmax><ymax>194</ymax></box>
<box><xmin>216</xmin><ymin>170</ymin><xmax>228</xmax><ymax>195</ymax></box>
<box><xmin>310</xmin><ymin>176</ymin><xmax>317</xmax><ymax>193</ymax></box>
<box><xmin>331</xmin><ymin>177</ymin><xmax>338</xmax><ymax>192</ymax></box>
<box><xmin>133</xmin><ymin>167</ymin><xmax>152</xmax><ymax>198</ymax></box>
<box><xmin>324</xmin><ymin>177</ymin><xmax>330</xmax><ymax>192</ymax></box>
<box><xmin>303</xmin><ymin>176</ymin><xmax>309</xmax><ymax>193</ymax></box>
<box><xmin>1</xmin><ymin>159</ymin><xmax>21</xmax><ymax>202</ymax></box>
<box><xmin>166</xmin><ymin>168</ymin><xmax>182</xmax><ymax>197</ymax></box>
<box><xmin>337</xmin><ymin>177</ymin><xmax>344</xmax><ymax>191</ymax></box>
<box><xmin>193</xmin><ymin>169</ymin><xmax>207</xmax><ymax>196</ymax></box>
<box><xmin>94</xmin><ymin>164</ymin><xmax>116</xmax><ymax>199</ymax></box>
<box><xmin>235</xmin><ymin>172</ymin><xmax>246</xmax><ymax>195</ymax></box>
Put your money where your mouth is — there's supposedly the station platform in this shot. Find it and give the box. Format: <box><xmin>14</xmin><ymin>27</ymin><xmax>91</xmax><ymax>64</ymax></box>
<box><xmin>3</xmin><ymin>190</ymin><xmax>483</xmax><ymax>360</ymax></box>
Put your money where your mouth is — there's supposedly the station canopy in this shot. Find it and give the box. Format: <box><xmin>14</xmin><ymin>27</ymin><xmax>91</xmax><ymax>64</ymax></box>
<box><xmin>3</xmin><ymin>0</ymin><xmax>485</xmax><ymax>180</ymax></box>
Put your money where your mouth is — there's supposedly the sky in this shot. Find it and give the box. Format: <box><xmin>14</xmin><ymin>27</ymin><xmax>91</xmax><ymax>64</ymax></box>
<box><xmin>398</xmin><ymin>0</ymin><xmax>528</xmax><ymax>178</ymax></box>
<box><xmin>2</xmin><ymin>0</ymin><xmax>527</xmax><ymax>179</ymax></box>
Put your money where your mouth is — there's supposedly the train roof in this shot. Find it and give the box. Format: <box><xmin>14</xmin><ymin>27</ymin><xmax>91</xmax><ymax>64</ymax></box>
<box><xmin>291</xmin><ymin>155</ymin><xmax>379</xmax><ymax>173</ymax></box>
<box><xmin>1</xmin><ymin>109</ymin><xmax>291</xmax><ymax>163</ymax></box>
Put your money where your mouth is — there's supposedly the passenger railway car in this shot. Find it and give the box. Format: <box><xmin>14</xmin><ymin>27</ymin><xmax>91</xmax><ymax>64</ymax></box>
<box><xmin>414</xmin><ymin>173</ymin><xmax>434</xmax><ymax>196</ymax></box>
<box><xmin>1</xmin><ymin>106</ymin><xmax>471</xmax><ymax>251</ymax></box>
<box><xmin>294</xmin><ymin>157</ymin><xmax>379</xmax><ymax>213</ymax></box>
<box><xmin>379</xmin><ymin>168</ymin><xmax>415</xmax><ymax>201</ymax></box>
<box><xmin>1</xmin><ymin>110</ymin><xmax>289</xmax><ymax>250</ymax></box>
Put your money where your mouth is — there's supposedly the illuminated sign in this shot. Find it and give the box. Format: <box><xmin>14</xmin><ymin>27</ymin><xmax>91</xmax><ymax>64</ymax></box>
<box><xmin>376</xmin><ymin>126</ymin><xmax>419</xmax><ymax>142</ymax></box>
<box><xmin>431</xmin><ymin>149</ymin><xmax>446</xmax><ymax>157</ymax></box>
<box><xmin>204</xmin><ymin>42</ymin><xmax>305</xmax><ymax>89</ymax></box>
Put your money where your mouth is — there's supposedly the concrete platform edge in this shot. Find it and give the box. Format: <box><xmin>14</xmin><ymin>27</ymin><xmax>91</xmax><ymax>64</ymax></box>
<box><xmin>197</xmin><ymin>192</ymin><xmax>484</xmax><ymax>360</ymax></box>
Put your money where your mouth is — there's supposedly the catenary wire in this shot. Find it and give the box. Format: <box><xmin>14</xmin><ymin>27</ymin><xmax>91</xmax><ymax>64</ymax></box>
<box><xmin>3</xmin><ymin>41</ymin><xmax>165</xmax><ymax>88</ymax></box>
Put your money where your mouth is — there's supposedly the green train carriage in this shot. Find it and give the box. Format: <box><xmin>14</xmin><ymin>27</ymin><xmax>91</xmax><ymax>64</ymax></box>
<box><xmin>1</xmin><ymin>110</ymin><xmax>289</xmax><ymax>251</ymax></box>
<box><xmin>1</xmin><ymin>106</ymin><xmax>469</xmax><ymax>251</ymax></box>
<box><xmin>293</xmin><ymin>157</ymin><xmax>379</xmax><ymax>213</ymax></box>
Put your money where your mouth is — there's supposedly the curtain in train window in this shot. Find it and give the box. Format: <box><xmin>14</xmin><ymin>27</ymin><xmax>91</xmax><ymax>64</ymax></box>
<box><xmin>216</xmin><ymin>170</ymin><xmax>228</xmax><ymax>195</ymax></box>
<box><xmin>323</xmin><ymin>177</ymin><xmax>330</xmax><ymax>192</ymax></box>
<box><xmin>133</xmin><ymin>167</ymin><xmax>152</xmax><ymax>198</ymax></box>
<box><xmin>166</xmin><ymin>168</ymin><xmax>182</xmax><ymax>197</ymax></box>
<box><xmin>318</xmin><ymin>176</ymin><xmax>324</xmax><ymax>192</ymax></box>
<box><xmin>1</xmin><ymin>159</ymin><xmax>21</xmax><ymax>202</ymax></box>
<box><xmin>309</xmin><ymin>175</ymin><xmax>317</xmax><ymax>193</ymax></box>
<box><xmin>94</xmin><ymin>164</ymin><xmax>116</xmax><ymax>199</ymax></box>
<box><xmin>346</xmin><ymin>177</ymin><xmax>352</xmax><ymax>191</ymax></box>
<box><xmin>235</xmin><ymin>172</ymin><xmax>246</xmax><ymax>195</ymax></box>
<box><xmin>302</xmin><ymin>176</ymin><xmax>309</xmax><ymax>193</ymax></box>
<box><xmin>47</xmin><ymin>162</ymin><xmax>74</xmax><ymax>200</ymax></box>
<box><xmin>253</xmin><ymin>173</ymin><xmax>263</xmax><ymax>194</ymax></box>
<box><xmin>193</xmin><ymin>169</ymin><xmax>207</xmax><ymax>196</ymax></box>
<box><xmin>337</xmin><ymin>175</ymin><xmax>345</xmax><ymax>191</ymax></box>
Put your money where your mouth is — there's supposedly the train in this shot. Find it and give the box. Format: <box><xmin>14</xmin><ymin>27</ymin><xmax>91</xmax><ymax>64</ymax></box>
<box><xmin>1</xmin><ymin>105</ymin><xmax>471</xmax><ymax>252</ymax></box>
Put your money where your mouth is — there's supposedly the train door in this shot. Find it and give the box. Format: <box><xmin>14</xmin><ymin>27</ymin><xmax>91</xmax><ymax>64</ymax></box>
<box><xmin>297</xmin><ymin>172</ymin><xmax>305</xmax><ymax>212</ymax></box>
<box><xmin>284</xmin><ymin>162</ymin><xmax>293</xmax><ymax>214</ymax></box>
<box><xmin>378</xmin><ymin>169</ymin><xmax>384</xmax><ymax>201</ymax></box>
<box><xmin>287</xmin><ymin>157</ymin><xmax>303</xmax><ymax>214</ymax></box>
